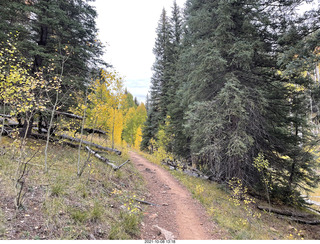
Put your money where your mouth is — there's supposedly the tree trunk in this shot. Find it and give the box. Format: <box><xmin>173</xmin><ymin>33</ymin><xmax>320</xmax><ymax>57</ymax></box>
<box><xmin>85</xmin><ymin>146</ymin><xmax>128</xmax><ymax>171</ymax></box>
<box><xmin>112</xmin><ymin>108</ymin><xmax>115</xmax><ymax>149</ymax></box>
<box><xmin>33</xmin><ymin>24</ymin><xmax>48</xmax><ymax>72</ymax></box>
<box><xmin>20</xmin><ymin>115</ymin><xmax>33</xmax><ymax>138</ymax></box>
<box><xmin>60</xmin><ymin>134</ymin><xmax>121</xmax><ymax>155</ymax></box>
<box><xmin>38</xmin><ymin>112</ymin><xmax>43</xmax><ymax>134</ymax></box>
<box><xmin>257</xmin><ymin>205</ymin><xmax>314</xmax><ymax>218</ymax></box>
<box><xmin>45</xmin><ymin>109</ymin><xmax>83</xmax><ymax>120</ymax></box>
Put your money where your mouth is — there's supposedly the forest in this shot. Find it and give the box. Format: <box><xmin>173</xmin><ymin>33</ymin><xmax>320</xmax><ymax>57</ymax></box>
<box><xmin>1</xmin><ymin>0</ymin><xmax>320</xmax><ymax>241</ymax></box>
<box><xmin>143</xmin><ymin>0</ymin><xmax>320</xmax><ymax>205</ymax></box>
<box><xmin>0</xmin><ymin>0</ymin><xmax>148</xmax><ymax>239</ymax></box>
<box><xmin>0</xmin><ymin>0</ymin><xmax>146</xmax><ymax>150</ymax></box>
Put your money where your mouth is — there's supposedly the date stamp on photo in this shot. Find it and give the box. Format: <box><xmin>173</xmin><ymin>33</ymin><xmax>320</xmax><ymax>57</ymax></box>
<box><xmin>144</xmin><ymin>240</ymin><xmax>176</xmax><ymax>244</ymax></box>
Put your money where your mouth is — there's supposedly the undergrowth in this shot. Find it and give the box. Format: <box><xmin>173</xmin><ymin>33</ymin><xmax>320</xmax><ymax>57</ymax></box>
<box><xmin>0</xmin><ymin>136</ymin><xmax>146</xmax><ymax>240</ymax></box>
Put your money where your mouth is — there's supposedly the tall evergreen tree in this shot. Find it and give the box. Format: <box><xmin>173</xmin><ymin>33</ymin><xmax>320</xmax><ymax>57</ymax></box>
<box><xmin>0</xmin><ymin>0</ymin><xmax>105</xmax><ymax>88</ymax></box>
<box><xmin>142</xmin><ymin>2</ymin><xmax>184</xmax><ymax>152</ymax></box>
<box><xmin>178</xmin><ymin>0</ymin><xmax>319</xmax><ymax>203</ymax></box>
<box><xmin>141</xmin><ymin>8</ymin><xmax>173</xmax><ymax>150</ymax></box>
<box><xmin>0</xmin><ymin>0</ymin><xmax>106</xmax><ymax>136</ymax></box>
<box><xmin>164</xmin><ymin>1</ymin><xmax>184</xmax><ymax>153</ymax></box>
<box><xmin>170</xmin><ymin>1</ymin><xmax>182</xmax><ymax>48</ymax></box>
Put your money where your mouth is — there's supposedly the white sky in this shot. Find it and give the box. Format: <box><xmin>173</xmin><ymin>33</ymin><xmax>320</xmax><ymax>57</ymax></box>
<box><xmin>93</xmin><ymin>0</ymin><xmax>187</xmax><ymax>103</ymax></box>
<box><xmin>92</xmin><ymin>0</ymin><xmax>318</xmax><ymax>104</ymax></box>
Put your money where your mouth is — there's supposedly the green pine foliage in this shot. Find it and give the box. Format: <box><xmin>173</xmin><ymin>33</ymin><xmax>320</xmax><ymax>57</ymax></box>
<box><xmin>0</xmin><ymin>0</ymin><xmax>106</xmax><ymax>117</ymax></box>
<box><xmin>143</xmin><ymin>0</ymin><xmax>320</xmax><ymax>204</ymax></box>
<box><xmin>142</xmin><ymin>8</ymin><xmax>173</xmax><ymax>150</ymax></box>
<box><xmin>142</xmin><ymin>2</ymin><xmax>183</xmax><ymax>151</ymax></box>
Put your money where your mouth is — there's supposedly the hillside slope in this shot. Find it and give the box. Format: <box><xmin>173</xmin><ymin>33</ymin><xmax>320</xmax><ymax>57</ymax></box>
<box><xmin>0</xmin><ymin>137</ymin><xmax>146</xmax><ymax>240</ymax></box>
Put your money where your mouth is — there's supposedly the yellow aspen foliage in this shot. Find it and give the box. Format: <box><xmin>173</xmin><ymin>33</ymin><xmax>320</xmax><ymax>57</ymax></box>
<box><xmin>71</xmin><ymin>69</ymin><xmax>126</xmax><ymax>148</ymax></box>
<box><xmin>0</xmin><ymin>34</ymin><xmax>61</xmax><ymax>116</ymax></box>
<box><xmin>123</xmin><ymin>107</ymin><xmax>137</xmax><ymax>145</ymax></box>
<box><xmin>109</xmin><ymin>108</ymin><xmax>124</xmax><ymax>146</ymax></box>
<box><xmin>134</xmin><ymin>126</ymin><xmax>142</xmax><ymax>150</ymax></box>
<box><xmin>71</xmin><ymin>68</ymin><xmax>147</xmax><ymax>150</ymax></box>
<box><xmin>136</xmin><ymin>103</ymin><xmax>147</xmax><ymax>124</ymax></box>
<box><xmin>122</xmin><ymin>103</ymin><xmax>147</xmax><ymax>147</ymax></box>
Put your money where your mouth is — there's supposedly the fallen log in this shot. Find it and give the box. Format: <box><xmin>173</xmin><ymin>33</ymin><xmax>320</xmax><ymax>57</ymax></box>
<box><xmin>306</xmin><ymin>199</ymin><xmax>320</xmax><ymax>207</ymax></box>
<box><xmin>291</xmin><ymin>218</ymin><xmax>320</xmax><ymax>225</ymax></box>
<box><xmin>277</xmin><ymin>215</ymin><xmax>320</xmax><ymax>225</ymax></box>
<box><xmin>0</xmin><ymin>113</ymin><xmax>12</xmax><ymax>118</ymax></box>
<box><xmin>162</xmin><ymin>159</ymin><xmax>210</xmax><ymax>180</ymax></box>
<box><xmin>162</xmin><ymin>159</ymin><xmax>187</xmax><ymax>170</ymax></box>
<box><xmin>85</xmin><ymin>146</ymin><xmax>129</xmax><ymax>171</ymax></box>
<box><xmin>61</xmin><ymin>127</ymin><xmax>107</xmax><ymax>136</ymax></box>
<box><xmin>32</xmin><ymin>127</ymin><xmax>48</xmax><ymax>134</ymax></box>
<box><xmin>31</xmin><ymin>133</ymin><xmax>55</xmax><ymax>142</ymax></box>
<box><xmin>0</xmin><ymin>120</ymin><xmax>20</xmax><ymax>128</ymax></box>
<box><xmin>0</xmin><ymin>126</ymin><xmax>14</xmax><ymax>136</ymax></box>
<box><xmin>257</xmin><ymin>205</ymin><xmax>315</xmax><ymax>218</ymax></box>
<box><xmin>306</xmin><ymin>206</ymin><xmax>320</xmax><ymax>216</ymax></box>
<box><xmin>60</xmin><ymin>134</ymin><xmax>121</xmax><ymax>155</ymax></box>
<box><xmin>45</xmin><ymin>109</ymin><xmax>83</xmax><ymax>120</ymax></box>
<box><xmin>132</xmin><ymin>198</ymin><xmax>159</xmax><ymax>206</ymax></box>
<box><xmin>83</xmin><ymin>128</ymin><xmax>107</xmax><ymax>135</ymax></box>
<box><xmin>31</xmin><ymin>133</ymin><xmax>79</xmax><ymax>148</ymax></box>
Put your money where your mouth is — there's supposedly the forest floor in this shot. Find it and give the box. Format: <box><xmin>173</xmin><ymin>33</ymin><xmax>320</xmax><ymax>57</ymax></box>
<box><xmin>129</xmin><ymin>151</ymin><xmax>226</xmax><ymax>240</ymax></box>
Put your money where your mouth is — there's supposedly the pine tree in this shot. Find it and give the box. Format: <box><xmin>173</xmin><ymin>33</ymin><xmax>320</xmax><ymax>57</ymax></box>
<box><xmin>152</xmin><ymin>8</ymin><xmax>173</xmax><ymax>120</ymax></box>
<box><xmin>142</xmin><ymin>8</ymin><xmax>173</xmax><ymax>150</ymax></box>
<box><xmin>142</xmin><ymin>2</ymin><xmax>184</xmax><ymax>152</ymax></box>
<box><xmin>166</xmin><ymin>2</ymin><xmax>182</xmax><ymax>103</ymax></box>
<box><xmin>165</xmin><ymin>1</ymin><xmax>184</xmax><ymax>155</ymax></box>
<box><xmin>0</xmin><ymin>0</ymin><xmax>106</xmax><ymax>137</ymax></box>
<box><xmin>0</xmin><ymin>0</ymin><xmax>34</xmax><ymax>57</ymax></box>
<box><xmin>180</xmin><ymin>0</ymin><xmax>319</xmax><ymax>203</ymax></box>
<box><xmin>170</xmin><ymin>1</ymin><xmax>182</xmax><ymax>48</ymax></box>
<box><xmin>0</xmin><ymin>0</ymin><xmax>105</xmax><ymax>87</ymax></box>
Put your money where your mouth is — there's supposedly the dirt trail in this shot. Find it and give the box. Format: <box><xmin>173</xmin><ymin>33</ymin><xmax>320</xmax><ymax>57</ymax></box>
<box><xmin>129</xmin><ymin>151</ymin><xmax>223</xmax><ymax>240</ymax></box>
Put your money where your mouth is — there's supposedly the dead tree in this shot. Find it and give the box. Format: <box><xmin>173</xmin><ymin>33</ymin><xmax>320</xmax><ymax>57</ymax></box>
<box><xmin>60</xmin><ymin>134</ymin><xmax>121</xmax><ymax>155</ymax></box>
<box><xmin>85</xmin><ymin>146</ymin><xmax>129</xmax><ymax>171</ymax></box>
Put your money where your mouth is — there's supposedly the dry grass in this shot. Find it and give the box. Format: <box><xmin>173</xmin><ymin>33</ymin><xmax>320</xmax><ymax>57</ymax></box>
<box><xmin>0</xmin><ymin>136</ymin><xmax>146</xmax><ymax>240</ymax></box>
<box><xmin>0</xmin><ymin>209</ymin><xmax>5</xmax><ymax>238</ymax></box>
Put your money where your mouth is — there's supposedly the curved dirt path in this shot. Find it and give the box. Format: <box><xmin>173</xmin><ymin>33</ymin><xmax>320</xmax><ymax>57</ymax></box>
<box><xmin>129</xmin><ymin>151</ymin><xmax>223</xmax><ymax>240</ymax></box>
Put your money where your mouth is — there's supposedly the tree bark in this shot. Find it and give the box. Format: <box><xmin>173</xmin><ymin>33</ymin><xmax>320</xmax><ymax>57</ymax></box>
<box><xmin>20</xmin><ymin>115</ymin><xmax>33</xmax><ymax>138</ymax></box>
<box><xmin>0</xmin><ymin>114</ymin><xmax>12</xmax><ymax>118</ymax></box>
<box><xmin>31</xmin><ymin>133</ymin><xmax>78</xmax><ymax>148</ymax></box>
<box><xmin>277</xmin><ymin>215</ymin><xmax>320</xmax><ymax>225</ymax></box>
<box><xmin>33</xmin><ymin>24</ymin><xmax>48</xmax><ymax>72</ymax></box>
<box><xmin>60</xmin><ymin>134</ymin><xmax>121</xmax><ymax>155</ymax></box>
<box><xmin>44</xmin><ymin>109</ymin><xmax>84</xmax><ymax>120</ymax></box>
<box><xmin>85</xmin><ymin>146</ymin><xmax>128</xmax><ymax>171</ymax></box>
<box><xmin>257</xmin><ymin>205</ymin><xmax>314</xmax><ymax>218</ymax></box>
